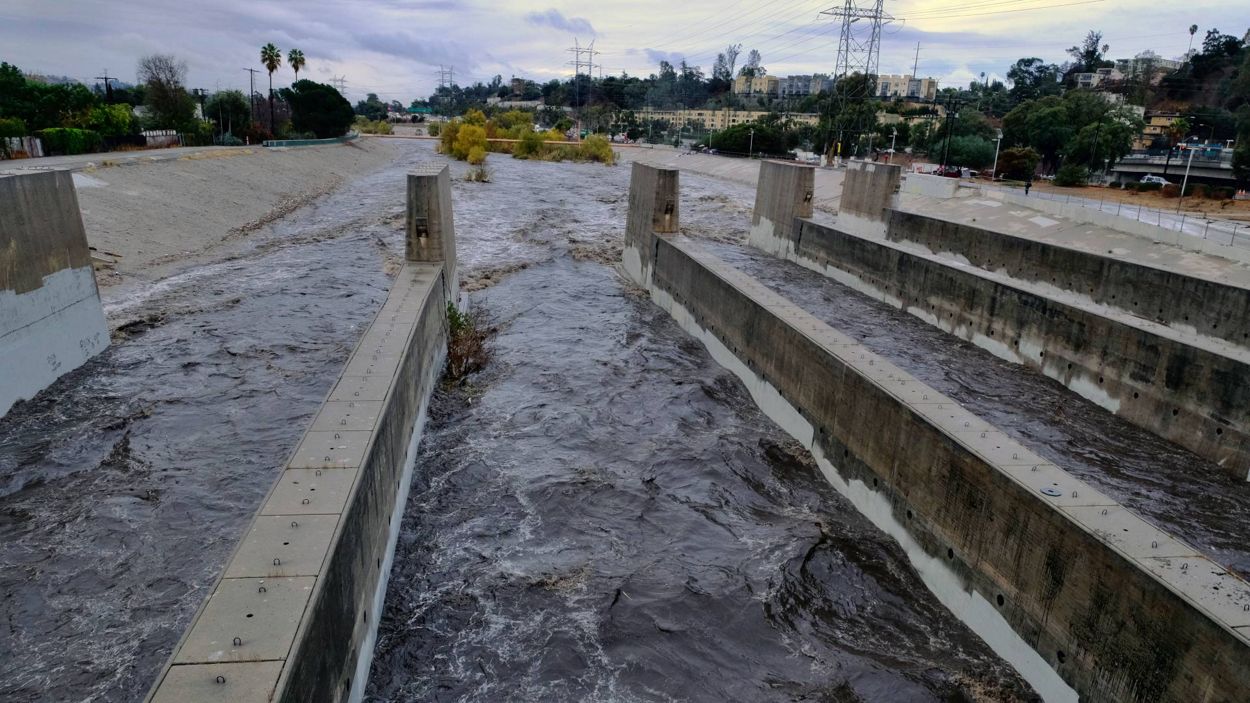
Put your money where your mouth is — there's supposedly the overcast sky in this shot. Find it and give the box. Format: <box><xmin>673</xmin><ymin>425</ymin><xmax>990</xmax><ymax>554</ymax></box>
<box><xmin>2</xmin><ymin>0</ymin><xmax>1246</xmax><ymax>103</ymax></box>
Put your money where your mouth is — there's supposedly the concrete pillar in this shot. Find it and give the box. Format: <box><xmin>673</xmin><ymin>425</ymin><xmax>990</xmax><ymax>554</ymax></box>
<box><xmin>0</xmin><ymin>171</ymin><xmax>109</xmax><ymax>418</ymax></box>
<box><xmin>750</xmin><ymin>160</ymin><xmax>815</xmax><ymax>256</ymax></box>
<box><xmin>623</xmin><ymin>162</ymin><xmax>678</xmax><ymax>286</ymax></box>
<box><xmin>840</xmin><ymin>160</ymin><xmax>901</xmax><ymax>222</ymax></box>
<box><xmin>406</xmin><ymin>164</ymin><xmax>458</xmax><ymax>303</ymax></box>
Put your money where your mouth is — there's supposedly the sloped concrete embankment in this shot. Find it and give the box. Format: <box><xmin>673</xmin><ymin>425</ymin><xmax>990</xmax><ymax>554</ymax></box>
<box><xmin>623</xmin><ymin>162</ymin><xmax>1250</xmax><ymax>702</ymax></box>
<box><xmin>0</xmin><ymin>170</ymin><xmax>109</xmax><ymax>417</ymax></box>
<box><xmin>752</xmin><ymin>160</ymin><xmax>1250</xmax><ymax>479</ymax></box>
<box><xmin>145</xmin><ymin>165</ymin><xmax>457</xmax><ymax>703</ymax></box>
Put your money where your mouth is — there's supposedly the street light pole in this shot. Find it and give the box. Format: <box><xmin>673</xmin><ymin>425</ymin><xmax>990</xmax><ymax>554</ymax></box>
<box><xmin>889</xmin><ymin>128</ymin><xmax>897</xmax><ymax>163</ymax></box>
<box><xmin>1177</xmin><ymin>139</ymin><xmax>1198</xmax><ymax>212</ymax></box>
<box><xmin>749</xmin><ymin>127</ymin><xmax>755</xmax><ymax>159</ymax></box>
<box><xmin>991</xmin><ymin>130</ymin><xmax>1002</xmax><ymax>180</ymax></box>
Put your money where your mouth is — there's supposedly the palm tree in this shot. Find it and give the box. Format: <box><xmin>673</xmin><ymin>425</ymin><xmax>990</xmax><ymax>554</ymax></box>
<box><xmin>260</xmin><ymin>43</ymin><xmax>282</xmax><ymax>134</ymax></box>
<box><xmin>1162</xmin><ymin>117</ymin><xmax>1190</xmax><ymax>176</ymax></box>
<box><xmin>1187</xmin><ymin>25</ymin><xmax>1199</xmax><ymax>60</ymax></box>
<box><xmin>288</xmin><ymin>49</ymin><xmax>306</xmax><ymax>82</ymax></box>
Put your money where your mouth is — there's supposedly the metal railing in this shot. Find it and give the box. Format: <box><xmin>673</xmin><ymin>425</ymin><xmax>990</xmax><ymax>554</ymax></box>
<box><xmin>972</xmin><ymin>183</ymin><xmax>1249</xmax><ymax>249</ymax></box>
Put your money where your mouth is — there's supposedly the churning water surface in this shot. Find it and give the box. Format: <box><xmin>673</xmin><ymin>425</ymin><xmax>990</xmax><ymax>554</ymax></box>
<box><xmin>0</xmin><ymin>148</ymin><xmax>428</xmax><ymax>701</ymax></box>
<box><xmin>2</xmin><ymin>140</ymin><xmax>1042</xmax><ymax>703</ymax></box>
<box><xmin>364</xmin><ymin>152</ymin><xmax>1034</xmax><ymax>702</ymax></box>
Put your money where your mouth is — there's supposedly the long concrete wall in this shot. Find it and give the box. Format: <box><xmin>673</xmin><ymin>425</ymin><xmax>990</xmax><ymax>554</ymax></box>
<box><xmin>754</xmin><ymin>162</ymin><xmax>1250</xmax><ymax>480</ymax></box>
<box><xmin>789</xmin><ymin>218</ymin><xmax>1250</xmax><ymax>478</ymax></box>
<box><xmin>146</xmin><ymin>166</ymin><xmax>456</xmax><ymax>703</ymax></box>
<box><xmin>885</xmin><ymin>209</ymin><xmax>1250</xmax><ymax>348</ymax></box>
<box><xmin>622</xmin><ymin>163</ymin><xmax>1250</xmax><ymax>702</ymax></box>
<box><xmin>0</xmin><ymin>170</ymin><xmax>109</xmax><ymax>417</ymax></box>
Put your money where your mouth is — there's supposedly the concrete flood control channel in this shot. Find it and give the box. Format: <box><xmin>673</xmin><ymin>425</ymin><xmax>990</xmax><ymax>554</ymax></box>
<box><xmin>5</xmin><ymin>139</ymin><xmax>1249</xmax><ymax>701</ymax></box>
<box><xmin>1</xmin><ymin>142</ymin><xmax>1032</xmax><ymax>702</ymax></box>
<box><xmin>624</xmin><ymin>163</ymin><xmax>1250</xmax><ymax>701</ymax></box>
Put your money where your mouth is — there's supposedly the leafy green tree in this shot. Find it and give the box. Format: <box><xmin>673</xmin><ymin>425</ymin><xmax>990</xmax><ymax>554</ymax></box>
<box><xmin>1066</xmin><ymin>30</ymin><xmax>1111</xmax><ymax>74</ymax></box>
<box><xmin>1007</xmin><ymin>58</ymin><xmax>1063</xmax><ymax>103</ymax></box>
<box><xmin>354</xmin><ymin>93</ymin><xmax>386</xmax><ymax>121</ymax></box>
<box><xmin>82</xmin><ymin>104</ymin><xmax>134</xmax><ymax>137</ymax></box>
<box><xmin>260</xmin><ymin>43</ymin><xmax>282</xmax><ymax>132</ymax></box>
<box><xmin>138</xmin><ymin>54</ymin><xmax>196</xmax><ymax>130</ymax></box>
<box><xmin>205</xmin><ymin>90</ymin><xmax>250</xmax><ymax>135</ymax></box>
<box><xmin>288</xmin><ymin>49</ymin><xmax>306</xmax><ymax>81</ymax></box>
<box><xmin>280</xmin><ymin>80</ymin><xmax>353</xmax><ymax>138</ymax></box>
<box><xmin>709</xmin><ymin>121</ymin><xmax>785</xmax><ymax>156</ymax></box>
<box><xmin>996</xmin><ymin>146</ymin><xmax>1041</xmax><ymax>180</ymax></box>
<box><xmin>1053</xmin><ymin>163</ymin><xmax>1089</xmax><ymax>186</ymax></box>
<box><xmin>931</xmin><ymin>135</ymin><xmax>997</xmax><ymax>168</ymax></box>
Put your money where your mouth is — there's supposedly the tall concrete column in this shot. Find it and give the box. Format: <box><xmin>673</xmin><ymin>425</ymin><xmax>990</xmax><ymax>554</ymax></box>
<box><xmin>840</xmin><ymin>161</ymin><xmax>901</xmax><ymax>236</ymax></box>
<box><xmin>623</xmin><ymin>162</ymin><xmax>679</xmax><ymax>287</ymax></box>
<box><xmin>750</xmin><ymin>160</ymin><xmax>815</xmax><ymax>256</ymax></box>
<box><xmin>406</xmin><ymin>164</ymin><xmax>458</xmax><ymax>303</ymax></box>
<box><xmin>0</xmin><ymin>171</ymin><xmax>109</xmax><ymax>418</ymax></box>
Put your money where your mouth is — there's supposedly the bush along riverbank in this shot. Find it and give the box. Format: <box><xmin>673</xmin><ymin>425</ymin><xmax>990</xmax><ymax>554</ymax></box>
<box><xmin>437</xmin><ymin>109</ymin><xmax>616</xmax><ymax>165</ymax></box>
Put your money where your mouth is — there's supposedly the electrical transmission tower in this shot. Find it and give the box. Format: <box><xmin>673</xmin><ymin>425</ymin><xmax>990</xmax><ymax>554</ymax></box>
<box><xmin>566</xmin><ymin>39</ymin><xmax>598</xmax><ymax>109</ymax></box>
<box><xmin>331</xmin><ymin>75</ymin><xmax>348</xmax><ymax>94</ymax></box>
<box><xmin>436</xmin><ymin>65</ymin><xmax>454</xmax><ymax>90</ymax></box>
<box><xmin>820</xmin><ymin>0</ymin><xmax>893</xmax><ymax>161</ymax></box>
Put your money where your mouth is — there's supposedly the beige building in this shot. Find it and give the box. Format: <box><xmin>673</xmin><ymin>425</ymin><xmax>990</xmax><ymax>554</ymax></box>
<box><xmin>732</xmin><ymin>75</ymin><xmax>780</xmax><ymax>96</ymax></box>
<box><xmin>876</xmin><ymin>74</ymin><xmax>938</xmax><ymax>101</ymax></box>
<box><xmin>635</xmin><ymin>107</ymin><xmax>820</xmax><ymax>131</ymax></box>
<box><xmin>1134</xmin><ymin>111</ymin><xmax>1182</xmax><ymax>150</ymax></box>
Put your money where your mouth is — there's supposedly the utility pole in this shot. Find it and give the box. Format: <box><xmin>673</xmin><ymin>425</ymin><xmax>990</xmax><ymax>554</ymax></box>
<box><xmin>940</xmin><ymin>95</ymin><xmax>961</xmax><ymax>172</ymax></box>
<box><xmin>94</xmin><ymin>70</ymin><xmax>118</xmax><ymax>103</ymax></box>
<box><xmin>909</xmin><ymin>42</ymin><xmax>920</xmax><ymax>98</ymax></box>
<box><xmin>243</xmin><ymin>68</ymin><xmax>259</xmax><ymax>124</ymax></box>
<box><xmin>749</xmin><ymin>127</ymin><xmax>755</xmax><ymax>158</ymax></box>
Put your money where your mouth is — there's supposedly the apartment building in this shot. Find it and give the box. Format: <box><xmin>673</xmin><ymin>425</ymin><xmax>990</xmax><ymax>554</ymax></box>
<box><xmin>635</xmin><ymin>107</ymin><xmax>821</xmax><ymax>131</ymax></box>
<box><xmin>876</xmin><ymin>74</ymin><xmax>938</xmax><ymax>101</ymax></box>
<box><xmin>777</xmin><ymin>74</ymin><xmax>833</xmax><ymax>97</ymax></box>
<box><xmin>732</xmin><ymin>75</ymin><xmax>780</xmax><ymax>96</ymax></box>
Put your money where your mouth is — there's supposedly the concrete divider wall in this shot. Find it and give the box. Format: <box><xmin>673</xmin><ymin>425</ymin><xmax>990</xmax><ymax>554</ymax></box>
<box><xmin>787</xmin><ymin>218</ymin><xmax>1250</xmax><ymax>479</ymax></box>
<box><xmin>623</xmin><ymin>163</ymin><xmax>1250</xmax><ymax>702</ymax></box>
<box><xmin>147</xmin><ymin>166</ymin><xmax>456</xmax><ymax>703</ymax></box>
<box><xmin>0</xmin><ymin>170</ymin><xmax>109</xmax><ymax>417</ymax></box>
<box><xmin>886</xmin><ymin>209</ymin><xmax>1250</xmax><ymax>348</ymax></box>
<box><xmin>900</xmin><ymin>172</ymin><xmax>960</xmax><ymax>199</ymax></box>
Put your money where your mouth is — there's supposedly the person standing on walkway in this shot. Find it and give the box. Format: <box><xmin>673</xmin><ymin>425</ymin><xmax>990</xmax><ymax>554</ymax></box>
<box><xmin>1024</xmin><ymin>178</ymin><xmax>1032</xmax><ymax>196</ymax></box>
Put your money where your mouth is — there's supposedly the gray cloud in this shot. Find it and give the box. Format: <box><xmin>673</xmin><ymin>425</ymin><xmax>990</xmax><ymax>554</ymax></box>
<box><xmin>524</xmin><ymin>9</ymin><xmax>596</xmax><ymax>36</ymax></box>
<box><xmin>643</xmin><ymin>48</ymin><xmax>686</xmax><ymax>66</ymax></box>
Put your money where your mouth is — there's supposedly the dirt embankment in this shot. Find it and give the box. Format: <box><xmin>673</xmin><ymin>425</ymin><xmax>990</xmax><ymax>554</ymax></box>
<box><xmin>73</xmin><ymin>139</ymin><xmax>401</xmax><ymax>286</ymax></box>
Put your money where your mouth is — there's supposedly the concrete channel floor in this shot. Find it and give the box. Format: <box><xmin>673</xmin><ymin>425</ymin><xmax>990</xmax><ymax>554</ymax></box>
<box><xmin>697</xmin><ymin>237</ymin><xmax>1250</xmax><ymax>579</ymax></box>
